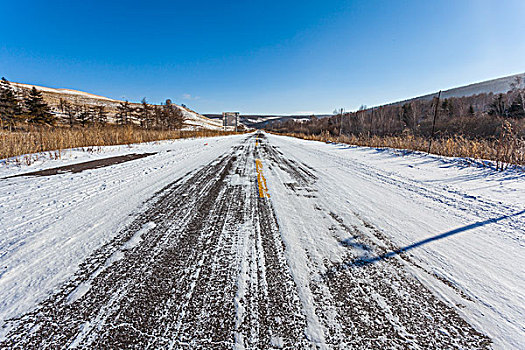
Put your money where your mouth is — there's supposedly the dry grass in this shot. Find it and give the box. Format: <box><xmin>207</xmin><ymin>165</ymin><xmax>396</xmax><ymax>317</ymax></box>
<box><xmin>273</xmin><ymin>130</ymin><xmax>525</xmax><ymax>169</ymax></box>
<box><xmin>0</xmin><ymin>126</ymin><xmax>242</xmax><ymax>161</ymax></box>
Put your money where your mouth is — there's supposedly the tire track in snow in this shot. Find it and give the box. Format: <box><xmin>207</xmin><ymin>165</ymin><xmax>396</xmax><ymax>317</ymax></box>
<box><xmin>291</xmin><ymin>143</ymin><xmax>523</xmax><ymax>240</ymax></box>
<box><xmin>1</xmin><ymin>132</ymin><xmax>492</xmax><ymax>349</ymax></box>
<box><xmin>257</xmin><ymin>133</ymin><xmax>491</xmax><ymax>349</ymax></box>
<box><xmin>0</xmin><ymin>135</ymin><xmax>309</xmax><ymax>349</ymax></box>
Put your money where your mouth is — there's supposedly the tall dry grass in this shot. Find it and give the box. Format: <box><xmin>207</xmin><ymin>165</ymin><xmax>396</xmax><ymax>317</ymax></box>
<box><xmin>0</xmin><ymin>125</ymin><xmax>242</xmax><ymax>161</ymax></box>
<box><xmin>274</xmin><ymin>129</ymin><xmax>525</xmax><ymax>169</ymax></box>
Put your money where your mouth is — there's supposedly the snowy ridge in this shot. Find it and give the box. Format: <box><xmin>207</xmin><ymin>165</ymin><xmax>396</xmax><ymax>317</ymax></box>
<box><xmin>179</xmin><ymin>106</ymin><xmax>224</xmax><ymax>130</ymax></box>
<box><xmin>11</xmin><ymin>82</ymin><xmax>224</xmax><ymax>130</ymax></box>
<box><xmin>386</xmin><ymin>72</ymin><xmax>525</xmax><ymax>106</ymax></box>
<box><xmin>12</xmin><ymin>83</ymin><xmax>118</xmax><ymax>101</ymax></box>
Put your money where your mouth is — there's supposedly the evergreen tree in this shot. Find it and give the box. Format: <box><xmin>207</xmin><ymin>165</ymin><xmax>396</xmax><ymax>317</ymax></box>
<box><xmin>468</xmin><ymin>105</ymin><xmax>475</xmax><ymax>116</ymax></box>
<box><xmin>0</xmin><ymin>77</ymin><xmax>21</xmax><ymax>127</ymax></box>
<box><xmin>24</xmin><ymin>87</ymin><xmax>55</xmax><ymax>124</ymax></box>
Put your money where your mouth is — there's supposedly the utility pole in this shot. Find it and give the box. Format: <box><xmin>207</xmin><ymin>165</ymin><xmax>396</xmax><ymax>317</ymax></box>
<box><xmin>338</xmin><ymin>108</ymin><xmax>345</xmax><ymax>136</ymax></box>
<box><xmin>427</xmin><ymin>90</ymin><xmax>441</xmax><ymax>154</ymax></box>
<box><xmin>370</xmin><ymin>107</ymin><xmax>374</xmax><ymax>135</ymax></box>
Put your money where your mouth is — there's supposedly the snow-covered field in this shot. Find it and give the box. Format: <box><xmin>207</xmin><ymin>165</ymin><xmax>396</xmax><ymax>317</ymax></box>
<box><xmin>0</xmin><ymin>132</ymin><xmax>523</xmax><ymax>348</ymax></box>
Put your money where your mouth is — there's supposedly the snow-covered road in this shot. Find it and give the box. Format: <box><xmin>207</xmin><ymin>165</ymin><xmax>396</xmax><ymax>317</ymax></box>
<box><xmin>0</xmin><ymin>132</ymin><xmax>523</xmax><ymax>348</ymax></box>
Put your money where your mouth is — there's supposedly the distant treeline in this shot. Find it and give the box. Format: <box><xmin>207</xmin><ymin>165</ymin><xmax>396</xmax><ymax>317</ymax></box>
<box><xmin>0</xmin><ymin>78</ymin><xmax>185</xmax><ymax>130</ymax></box>
<box><xmin>267</xmin><ymin>77</ymin><xmax>525</xmax><ymax>168</ymax></box>
<box><xmin>268</xmin><ymin>77</ymin><xmax>525</xmax><ymax>140</ymax></box>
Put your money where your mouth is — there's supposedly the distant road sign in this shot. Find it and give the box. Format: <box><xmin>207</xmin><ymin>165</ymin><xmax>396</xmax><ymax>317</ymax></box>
<box><xmin>222</xmin><ymin>112</ymin><xmax>240</xmax><ymax>131</ymax></box>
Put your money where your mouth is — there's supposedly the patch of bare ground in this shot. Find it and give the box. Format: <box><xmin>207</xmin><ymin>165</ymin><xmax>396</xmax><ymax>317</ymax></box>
<box><xmin>3</xmin><ymin>152</ymin><xmax>156</xmax><ymax>178</ymax></box>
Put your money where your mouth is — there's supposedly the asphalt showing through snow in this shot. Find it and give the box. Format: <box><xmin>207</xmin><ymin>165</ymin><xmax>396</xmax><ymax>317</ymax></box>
<box><xmin>0</xmin><ymin>133</ymin><xmax>491</xmax><ymax>349</ymax></box>
<box><xmin>3</xmin><ymin>152</ymin><xmax>157</xmax><ymax>179</ymax></box>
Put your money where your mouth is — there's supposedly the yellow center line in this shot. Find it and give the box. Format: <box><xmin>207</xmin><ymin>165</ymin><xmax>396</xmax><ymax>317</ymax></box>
<box><xmin>255</xmin><ymin>158</ymin><xmax>270</xmax><ymax>198</ymax></box>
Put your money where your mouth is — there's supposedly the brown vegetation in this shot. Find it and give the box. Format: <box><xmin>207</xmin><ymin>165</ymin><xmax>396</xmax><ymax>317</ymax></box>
<box><xmin>268</xmin><ymin>78</ymin><xmax>525</xmax><ymax>169</ymax></box>
<box><xmin>1</xmin><ymin>78</ymin><xmax>238</xmax><ymax>164</ymax></box>
<box><xmin>272</xmin><ymin>129</ymin><xmax>524</xmax><ymax>169</ymax></box>
<box><xmin>0</xmin><ymin>125</ymin><xmax>242</xmax><ymax>161</ymax></box>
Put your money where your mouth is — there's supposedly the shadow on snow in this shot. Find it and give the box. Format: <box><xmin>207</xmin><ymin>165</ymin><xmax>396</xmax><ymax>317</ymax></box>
<box><xmin>343</xmin><ymin>209</ymin><xmax>525</xmax><ymax>269</ymax></box>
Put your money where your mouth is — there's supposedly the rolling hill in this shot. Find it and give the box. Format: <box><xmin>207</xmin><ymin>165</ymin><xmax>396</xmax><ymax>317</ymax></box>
<box><xmin>11</xmin><ymin>82</ymin><xmax>224</xmax><ymax>130</ymax></box>
<box><xmin>207</xmin><ymin>73</ymin><xmax>525</xmax><ymax>129</ymax></box>
<box><xmin>384</xmin><ymin>72</ymin><xmax>525</xmax><ymax>107</ymax></box>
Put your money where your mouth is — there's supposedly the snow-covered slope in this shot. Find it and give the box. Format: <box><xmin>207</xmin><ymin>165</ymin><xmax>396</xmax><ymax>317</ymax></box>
<box><xmin>11</xmin><ymin>82</ymin><xmax>224</xmax><ymax>130</ymax></box>
<box><xmin>12</xmin><ymin>83</ymin><xmax>117</xmax><ymax>101</ymax></box>
<box><xmin>178</xmin><ymin>105</ymin><xmax>224</xmax><ymax>130</ymax></box>
<box><xmin>390</xmin><ymin>72</ymin><xmax>525</xmax><ymax>105</ymax></box>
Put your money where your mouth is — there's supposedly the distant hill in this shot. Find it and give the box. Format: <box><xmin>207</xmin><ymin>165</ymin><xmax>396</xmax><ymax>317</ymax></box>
<box><xmin>385</xmin><ymin>72</ymin><xmax>525</xmax><ymax>107</ymax></box>
<box><xmin>207</xmin><ymin>73</ymin><xmax>525</xmax><ymax>129</ymax></box>
<box><xmin>205</xmin><ymin>114</ymin><xmax>332</xmax><ymax>129</ymax></box>
<box><xmin>11</xmin><ymin>82</ymin><xmax>224</xmax><ymax>130</ymax></box>
<box><xmin>12</xmin><ymin>73</ymin><xmax>523</xmax><ymax>130</ymax></box>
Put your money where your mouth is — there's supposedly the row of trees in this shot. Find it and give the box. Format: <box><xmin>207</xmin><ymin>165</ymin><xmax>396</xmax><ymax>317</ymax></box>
<box><xmin>58</xmin><ymin>98</ymin><xmax>184</xmax><ymax>130</ymax></box>
<box><xmin>268</xmin><ymin>77</ymin><xmax>525</xmax><ymax>140</ymax></box>
<box><xmin>0</xmin><ymin>77</ymin><xmax>185</xmax><ymax>130</ymax></box>
<box><xmin>0</xmin><ymin>78</ymin><xmax>55</xmax><ymax>127</ymax></box>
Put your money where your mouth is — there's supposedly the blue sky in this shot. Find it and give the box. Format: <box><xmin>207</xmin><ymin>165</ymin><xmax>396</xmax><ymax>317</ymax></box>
<box><xmin>1</xmin><ymin>0</ymin><xmax>524</xmax><ymax>114</ymax></box>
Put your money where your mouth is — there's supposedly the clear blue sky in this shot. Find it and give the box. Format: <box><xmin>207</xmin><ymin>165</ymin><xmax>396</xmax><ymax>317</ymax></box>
<box><xmin>1</xmin><ymin>0</ymin><xmax>524</xmax><ymax>114</ymax></box>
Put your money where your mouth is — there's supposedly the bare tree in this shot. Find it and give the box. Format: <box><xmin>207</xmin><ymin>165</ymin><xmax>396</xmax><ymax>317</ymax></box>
<box><xmin>140</xmin><ymin>98</ymin><xmax>153</xmax><ymax>128</ymax></box>
<box><xmin>116</xmin><ymin>100</ymin><xmax>132</xmax><ymax>125</ymax></box>
<box><xmin>94</xmin><ymin>105</ymin><xmax>108</xmax><ymax>125</ymax></box>
<box><xmin>163</xmin><ymin>99</ymin><xmax>184</xmax><ymax>130</ymax></box>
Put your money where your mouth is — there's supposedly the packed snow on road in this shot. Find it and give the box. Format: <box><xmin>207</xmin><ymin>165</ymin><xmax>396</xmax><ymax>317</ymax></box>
<box><xmin>0</xmin><ymin>132</ymin><xmax>523</xmax><ymax>348</ymax></box>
